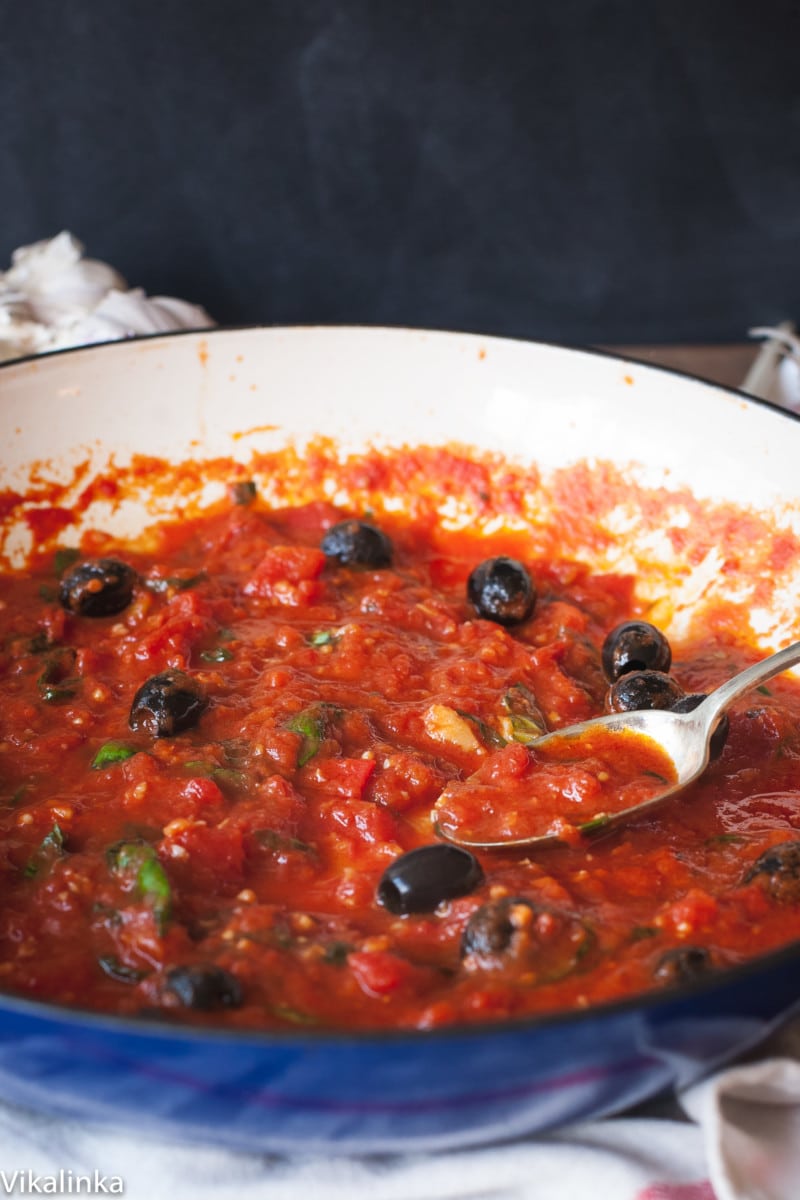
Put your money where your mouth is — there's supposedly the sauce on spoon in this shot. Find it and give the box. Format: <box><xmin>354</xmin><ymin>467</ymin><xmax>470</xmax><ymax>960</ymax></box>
<box><xmin>434</xmin><ymin>727</ymin><xmax>678</xmax><ymax>847</ymax></box>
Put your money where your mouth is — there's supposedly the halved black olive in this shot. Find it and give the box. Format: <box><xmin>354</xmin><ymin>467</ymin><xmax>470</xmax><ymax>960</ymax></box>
<box><xmin>467</xmin><ymin>557</ymin><xmax>536</xmax><ymax>626</ymax></box>
<box><xmin>58</xmin><ymin>558</ymin><xmax>137</xmax><ymax>618</ymax></box>
<box><xmin>129</xmin><ymin>670</ymin><xmax>206</xmax><ymax>737</ymax></box>
<box><xmin>601</xmin><ymin>620</ymin><xmax>672</xmax><ymax>682</ymax></box>
<box><xmin>671</xmin><ymin>693</ymin><xmax>729</xmax><ymax>760</ymax></box>
<box><xmin>461</xmin><ymin>896</ymin><xmax>593</xmax><ymax>978</ymax></box>
<box><xmin>606</xmin><ymin>670</ymin><xmax>684</xmax><ymax>713</ymax></box>
<box><xmin>653</xmin><ymin>946</ymin><xmax>712</xmax><ymax>987</ymax></box>
<box><xmin>376</xmin><ymin>844</ymin><xmax>484</xmax><ymax>915</ymax></box>
<box><xmin>461</xmin><ymin>896</ymin><xmax>532</xmax><ymax>962</ymax></box>
<box><xmin>744</xmin><ymin>841</ymin><xmax>800</xmax><ymax>903</ymax></box>
<box><xmin>164</xmin><ymin>964</ymin><xmax>243</xmax><ymax>1010</ymax></box>
<box><xmin>321</xmin><ymin>519</ymin><xmax>393</xmax><ymax>568</ymax></box>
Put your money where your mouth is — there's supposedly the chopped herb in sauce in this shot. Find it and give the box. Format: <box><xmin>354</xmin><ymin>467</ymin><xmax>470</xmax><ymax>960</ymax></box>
<box><xmin>286</xmin><ymin>703</ymin><xmax>340</xmax><ymax>767</ymax></box>
<box><xmin>200</xmin><ymin>646</ymin><xmax>234</xmax><ymax>662</ymax></box>
<box><xmin>98</xmin><ymin>956</ymin><xmax>147</xmax><ymax>984</ymax></box>
<box><xmin>25</xmin><ymin>823</ymin><xmax>65</xmax><ymax>878</ymax></box>
<box><xmin>107</xmin><ymin>841</ymin><xmax>172</xmax><ymax>934</ymax></box>
<box><xmin>92</xmin><ymin>741</ymin><xmax>138</xmax><ymax>769</ymax></box>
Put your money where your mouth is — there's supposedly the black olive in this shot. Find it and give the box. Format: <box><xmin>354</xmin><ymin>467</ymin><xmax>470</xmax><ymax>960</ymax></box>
<box><xmin>164</xmin><ymin>964</ymin><xmax>243</xmax><ymax>1011</ymax></box>
<box><xmin>744</xmin><ymin>841</ymin><xmax>800</xmax><ymax>903</ymax></box>
<box><xmin>376</xmin><ymin>844</ymin><xmax>484</xmax><ymax>915</ymax></box>
<box><xmin>671</xmin><ymin>693</ymin><xmax>729</xmax><ymax>760</ymax></box>
<box><xmin>58</xmin><ymin>558</ymin><xmax>137</xmax><ymax>618</ymax></box>
<box><xmin>467</xmin><ymin>557</ymin><xmax>536</xmax><ymax>626</ymax></box>
<box><xmin>606</xmin><ymin>670</ymin><xmax>684</xmax><ymax>713</ymax></box>
<box><xmin>460</xmin><ymin>896</ymin><xmax>594</xmax><ymax>977</ymax></box>
<box><xmin>129</xmin><ymin>670</ymin><xmax>206</xmax><ymax>737</ymax></box>
<box><xmin>321</xmin><ymin>519</ymin><xmax>393</xmax><ymax>568</ymax></box>
<box><xmin>601</xmin><ymin>620</ymin><xmax>672</xmax><ymax>681</ymax></box>
<box><xmin>653</xmin><ymin>946</ymin><xmax>713</xmax><ymax>987</ymax></box>
<box><xmin>461</xmin><ymin>897</ymin><xmax>534</xmax><ymax>961</ymax></box>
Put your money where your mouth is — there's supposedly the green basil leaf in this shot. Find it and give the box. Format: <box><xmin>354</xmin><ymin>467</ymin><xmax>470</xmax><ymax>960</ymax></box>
<box><xmin>8</xmin><ymin>784</ymin><xmax>30</xmax><ymax>807</ymax></box>
<box><xmin>138</xmin><ymin>857</ymin><xmax>171</xmax><ymax>933</ymax></box>
<box><xmin>182</xmin><ymin>760</ymin><xmax>244</xmax><ymax>790</ymax></box>
<box><xmin>92</xmin><ymin>741</ymin><xmax>138</xmax><ymax>769</ymax></box>
<box><xmin>41</xmin><ymin>824</ymin><xmax>65</xmax><ymax>854</ymax></box>
<box><xmin>323</xmin><ymin>941</ymin><xmax>352</xmax><ymax>966</ymax></box>
<box><xmin>39</xmin><ymin>681</ymin><xmax>79</xmax><ymax>703</ymax></box>
<box><xmin>183</xmin><ymin>759</ymin><xmax>215</xmax><ymax>772</ymax></box>
<box><xmin>144</xmin><ymin>573</ymin><xmax>207</xmax><ymax>594</ymax></box>
<box><xmin>285</xmin><ymin>703</ymin><xmax>340</xmax><ymax>767</ymax></box>
<box><xmin>25</xmin><ymin>822</ymin><xmax>65</xmax><ymax>878</ymax></box>
<box><xmin>37</xmin><ymin>648</ymin><xmax>79</xmax><ymax>704</ymax></box>
<box><xmin>200</xmin><ymin>647</ymin><xmax>234</xmax><ymax>663</ymax></box>
<box><xmin>107</xmin><ymin>840</ymin><xmax>172</xmax><ymax>935</ymax></box>
<box><xmin>257</xmin><ymin>828</ymin><xmax>315</xmax><ymax>856</ymax></box>
<box><xmin>98</xmin><ymin>955</ymin><xmax>147</xmax><ymax>983</ymax></box>
<box><xmin>307</xmin><ymin>629</ymin><xmax>340</xmax><ymax>647</ymax></box>
<box><xmin>27</xmin><ymin>631</ymin><xmax>53</xmax><ymax>654</ymax></box>
<box><xmin>502</xmin><ymin>683</ymin><xmax>547</xmax><ymax>743</ymax></box>
<box><xmin>578</xmin><ymin>813</ymin><xmax>612</xmax><ymax>835</ymax></box>
<box><xmin>454</xmin><ymin>709</ymin><xmax>507</xmax><ymax>750</ymax></box>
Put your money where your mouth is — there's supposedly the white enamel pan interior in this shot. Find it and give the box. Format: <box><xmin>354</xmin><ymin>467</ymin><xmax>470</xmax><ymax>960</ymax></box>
<box><xmin>1</xmin><ymin>325</ymin><xmax>799</xmax><ymax>653</ymax></box>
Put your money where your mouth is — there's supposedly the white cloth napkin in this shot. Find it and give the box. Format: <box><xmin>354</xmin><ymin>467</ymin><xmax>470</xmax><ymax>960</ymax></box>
<box><xmin>746</xmin><ymin>325</ymin><xmax>800</xmax><ymax>413</ymax></box>
<box><xmin>683</xmin><ymin>1053</ymin><xmax>800</xmax><ymax>1200</ymax></box>
<box><xmin>0</xmin><ymin>232</ymin><xmax>214</xmax><ymax>362</ymax></box>
<box><xmin>1</xmin><ymin>236</ymin><xmax>799</xmax><ymax>1199</ymax></box>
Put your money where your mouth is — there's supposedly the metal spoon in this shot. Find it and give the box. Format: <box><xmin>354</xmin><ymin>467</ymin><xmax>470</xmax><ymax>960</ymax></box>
<box><xmin>437</xmin><ymin>640</ymin><xmax>800</xmax><ymax>851</ymax></box>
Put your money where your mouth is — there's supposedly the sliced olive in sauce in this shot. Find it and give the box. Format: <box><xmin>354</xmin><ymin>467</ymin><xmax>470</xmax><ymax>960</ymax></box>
<box><xmin>605</xmin><ymin>669</ymin><xmax>684</xmax><ymax>713</ymax></box>
<box><xmin>744</xmin><ymin>841</ymin><xmax>800</xmax><ymax>903</ymax></box>
<box><xmin>376</xmin><ymin>844</ymin><xmax>484</xmax><ymax>915</ymax></box>
<box><xmin>321</xmin><ymin>519</ymin><xmax>393</xmax><ymax>568</ymax></box>
<box><xmin>461</xmin><ymin>896</ymin><xmax>594</xmax><ymax>979</ymax></box>
<box><xmin>129</xmin><ymin>670</ymin><xmax>207</xmax><ymax>738</ymax></box>
<box><xmin>164</xmin><ymin>964</ymin><xmax>243</xmax><ymax>1010</ymax></box>
<box><xmin>467</xmin><ymin>556</ymin><xmax>536</xmax><ymax>626</ymax></box>
<box><xmin>58</xmin><ymin>558</ymin><xmax>137</xmax><ymax>618</ymax></box>
<box><xmin>653</xmin><ymin>946</ymin><xmax>713</xmax><ymax>987</ymax></box>
<box><xmin>601</xmin><ymin>620</ymin><xmax>672</xmax><ymax>682</ymax></box>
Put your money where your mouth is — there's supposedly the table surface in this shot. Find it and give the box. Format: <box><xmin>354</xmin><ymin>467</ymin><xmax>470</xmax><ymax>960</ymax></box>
<box><xmin>606</xmin><ymin>343</ymin><xmax>758</xmax><ymax>391</ymax></box>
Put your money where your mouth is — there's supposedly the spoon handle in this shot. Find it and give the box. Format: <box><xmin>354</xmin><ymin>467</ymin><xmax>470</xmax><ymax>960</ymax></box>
<box><xmin>698</xmin><ymin>640</ymin><xmax>800</xmax><ymax>732</ymax></box>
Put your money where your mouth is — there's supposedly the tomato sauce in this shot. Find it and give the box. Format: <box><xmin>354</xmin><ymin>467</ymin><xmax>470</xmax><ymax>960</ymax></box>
<box><xmin>434</xmin><ymin>729</ymin><xmax>677</xmax><ymax>845</ymax></box>
<box><xmin>1</xmin><ymin>452</ymin><xmax>800</xmax><ymax>1032</ymax></box>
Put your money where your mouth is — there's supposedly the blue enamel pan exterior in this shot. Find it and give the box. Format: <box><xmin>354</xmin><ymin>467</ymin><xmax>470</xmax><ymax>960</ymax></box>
<box><xmin>0</xmin><ymin>945</ymin><xmax>796</xmax><ymax>1153</ymax></box>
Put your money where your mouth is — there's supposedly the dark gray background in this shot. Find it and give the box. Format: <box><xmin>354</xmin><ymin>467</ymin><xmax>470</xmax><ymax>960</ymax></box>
<box><xmin>2</xmin><ymin>0</ymin><xmax>798</xmax><ymax>343</ymax></box>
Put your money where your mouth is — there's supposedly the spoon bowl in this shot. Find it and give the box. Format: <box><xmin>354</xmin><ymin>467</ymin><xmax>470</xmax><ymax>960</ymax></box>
<box><xmin>436</xmin><ymin>640</ymin><xmax>800</xmax><ymax>851</ymax></box>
